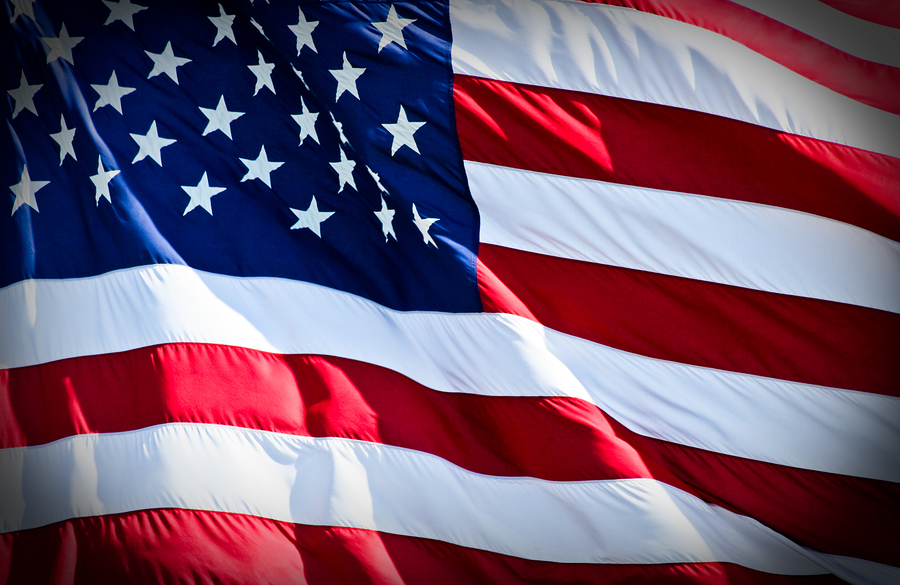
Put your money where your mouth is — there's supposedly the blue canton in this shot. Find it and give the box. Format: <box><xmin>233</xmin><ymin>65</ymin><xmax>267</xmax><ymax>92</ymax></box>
<box><xmin>2</xmin><ymin>0</ymin><xmax>481</xmax><ymax>312</ymax></box>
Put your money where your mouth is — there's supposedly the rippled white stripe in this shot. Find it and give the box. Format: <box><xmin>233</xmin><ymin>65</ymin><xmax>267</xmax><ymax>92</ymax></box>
<box><xmin>468</xmin><ymin>160</ymin><xmax>900</xmax><ymax>314</ymax></box>
<box><xmin>2</xmin><ymin>422</ymin><xmax>896</xmax><ymax>585</ymax></box>
<box><xmin>732</xmin><ymin>0</ymin><xmax>900</xmax><ymax>68</ymax></box>
<box><xmin>449</xmin><ymin>0</ymin><xmax>900</xmax><ymax>158</ymax></box>
<box><xmin>2</xmin><ymin>265</ymin><xmax>898</xmax><ymax>482</ymax></box>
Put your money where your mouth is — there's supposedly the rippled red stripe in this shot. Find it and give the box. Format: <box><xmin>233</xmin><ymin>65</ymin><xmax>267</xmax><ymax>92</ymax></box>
<box><xmin>477</xmin><ymin>244</ymin><xmax>900</xmax><ymax>397</ymax></box>
<box><xmin>0</xmin><ymin>508</ymin><xmax>847</xmax><ymax>585</ymax></box>
<box><xmin>580</xmin><ymin>0</ymin><xmax>900</xmax><ymax>114</ymax></box>
<box><xmin>455</xmin><ymin>75</ymin><xmax>900</xmax><ymax>242</ymax></box>
<box><xmin>2</xmin><ymin>344</ymin><xmax>897</xmax><ymax>564</ymax></box>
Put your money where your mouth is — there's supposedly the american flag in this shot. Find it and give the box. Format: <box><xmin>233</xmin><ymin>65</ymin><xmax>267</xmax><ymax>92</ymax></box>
<box><xmin>2</xmin><ymin>0</ymin><xmax>899</xmax><ymax>582</ymax></box>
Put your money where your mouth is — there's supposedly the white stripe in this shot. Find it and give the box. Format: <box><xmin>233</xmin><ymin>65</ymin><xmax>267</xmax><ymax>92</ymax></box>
<box><xmin>449</xmin><ymin>0</ymin><xmax>900</xmax><ymax>158</ymax></box>
<box><xmin>731</xmin><ymin>0</ymin><xmax>900</xmax><ymax>68</ymax></box>
<box><xmin>0</xmin><ymin>422</ymin><xmax>890</xmax><ymax>584</ymax></box>
<box><xmin>2</xmin><ymin>265</ymin><xmax>898</xmax><ymax>482</ymax></box>
<box><xmin>467</xmin><ymin>161</ymin><xmax>900</xmax><ymax>314</ymax></box>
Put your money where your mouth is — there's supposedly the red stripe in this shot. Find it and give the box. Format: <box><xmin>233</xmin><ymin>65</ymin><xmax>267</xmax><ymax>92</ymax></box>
<box><xmin>477</xmin><ymin>244</ymin><xmax>900</xmax><ymax>397</ymax></box>
<box><xmin>581</xmin><ymin>0</ymin><xmax>900</xmax><ymax>114</ymax></box>
<box><xmin>606</xmin><ymin>416</ymin><xmax>900</xmax><ymax>568</ymax></box>
<box><xmin>817</xmin><ymin>0</ymin><xmax>900</xmax><ymax>29</ymax></box>
<box><xmin>0</xmin><ymin>509</ymin><xmax>847</xmax><ymax>585</ymax></box>
<box><xmin>2</xmin><ymin>344</ymin><xmax>898</xmax><ymax>564</ymax></box>
<box><xmin>0</xmin><ymin>345</ymin><xmax>688</xmax><ymax>486</ymax></box>
<box><xmin>454</xmin><ymin>75</ymin><xmax>900</xmax><ymax>243</ymax></box>
<box><xmin>477</xmin><ymin>247</ymin><xmax>900</xmax><ymax>564</ymax></box>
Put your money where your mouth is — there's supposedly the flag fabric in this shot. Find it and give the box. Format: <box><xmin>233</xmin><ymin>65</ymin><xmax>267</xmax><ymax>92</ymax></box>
<box><xmin>1</xmin><ymin>0</ymin><xmax>899</xmax><ymax>582</ymax></box>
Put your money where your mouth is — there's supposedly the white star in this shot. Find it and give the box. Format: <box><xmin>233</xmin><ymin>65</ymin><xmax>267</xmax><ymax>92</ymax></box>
<box><xmin>412</xmin><ymin>203</ymin><xmax>439</xmax><ymax>247</ymax></box>
<box><xmin>199</xmin><ymin>95</ymin><xmax>243</xmax><ymax>139</ymax></box>
<box><xmin>291</xmin><ymin>65</ymin><xmax>310</xmax><ymax>90</ymax></box>
<box><xmin>382</xmin><ymin>105</ymin><xmax>425</xmax><ymax>155</ymax></box>
<box><xmin>329</xmin><ymin>148</ymin><xmax>356</xmax><ymax>192</ymax></box>
<box><xmin>248</xmin><ymin>50</ymin><xmax>275</xmax><ymax>96</ymax></box>
<box><xmin>209</xmin><ymin>3</ymin><xmax>236</xmax><ymax>47</ymax></box>
<box><xmin>290</xmin><ymin>196</ymin><xmax>333</xmax><ymax>237</ymax></box>
<box><xmin>291</xmin><ymin>98</ymin><xmax>318</xmax><ymax>145</ymax></box>
<box><xmin>91</xmin><ymin>71</ymin><xmax>135</xmax><ymax>114</ymax></box>
<box><xmin>250</xmin><ymin>17</ymin><xmax>268</xmax><ymax>40</ymax></box>
<box><xmin>329</xmin><ymin>52</ymin><xmax>365</xmax><ymax>101</ymax></box>
<box><xmin>9</xmin><ymin>0</ymin><xmax>35</xmax><ymax>23</ymax></box>
<box><xmin>130</xmin><ymin>120</ymin><xmax>176</xmax><ymax>165</ymax></box>
<box><xmin>240</xmin><ymin>145</ymin><xmax>283</xmax><ymax>187</ymax></box>
<box><xmin>374</xmin><ymin>197</ymin><xmax>396</xmax><ymax>242</ymax></box>
<box><xmin>329</xmin><ymin>112</ymin><xmax>349</xmax><ymax>144</ymax></box>
<box><xmin>9</xmin><ymin>165</ymin><xmax>48</xmax><ymax>215</ymax></box>
<box><xmin>373</xmin><ymin>5</ymin><xmax>416</xmax><ymax>52</ymax></box>
<box><xmin>103</xmin><ymin>0</ymin><xmax>147</xmax><ymax>30</ymax></box>
<box><xmin>50</xmin><ymin>114</ymin><xmax>77</xmax><ymax>165</ymax></box>
<box><xmin>90</xmin><ymin>156</ymin><xmax>119</xmax><ymax>205</ymax></box>
<box><xmin>146</xmin><ymin>41</ymin><xmax>191</xmax><ymax>85</ymax></box>
<box><xmin>42</xmin><ymin>23</ymin><xmax>83</xmax><ymax>65</ymax></box>
<box><xmin>8</xmin><ymin>72</ymin><xmax>41</xmax><ymax>119</ymax></box>
<box><xmin>288</xmin><ymin>8</ymin><xmax>318</xmax><ymax>54</ymax></box>
<box><xmin>182</xmin><ymin>171</ymin><xmax>225</xmax><ymax>215</ymax></box>
<box><xmin>367</xmin><ymin>166</ymin><xmax>388</xmax><ymax>193</ymax></box>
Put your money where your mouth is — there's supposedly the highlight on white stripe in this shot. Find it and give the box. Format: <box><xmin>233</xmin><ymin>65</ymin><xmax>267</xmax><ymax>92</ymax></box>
<box><xmin>466</xmin><ymin>160</ymin><xmax>900</xmax><ymax>314</ymax></box>
<box><xmin>731</xmin><ymin>0</ymin><xmax>900</xmax><ymax>68</ymax></box>
<box><xmin>0</xmin><ymin>422</ymin><xmax>886</xmax><ymax>583</ymax></box>
<box><xmin>2</xmin><ymin>265</ymin><xmax>898</xmax><ymax>482</ymax></box>
<box><xmin>449</xmin><ymin>0</ymin><xmax>900</xmax><ymax>158</ymax></box>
